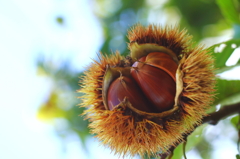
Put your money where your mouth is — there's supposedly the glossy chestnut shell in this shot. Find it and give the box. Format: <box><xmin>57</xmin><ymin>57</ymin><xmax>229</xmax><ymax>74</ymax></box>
<box><xmin>106</xmin><ymin>52</ymin><xmax>178</xmax><ymax>113</ymax></box>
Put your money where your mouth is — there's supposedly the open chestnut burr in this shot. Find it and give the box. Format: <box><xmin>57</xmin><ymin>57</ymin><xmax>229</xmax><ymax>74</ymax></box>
<box><xmin>79</xmin><ymin>24</ymin><xmax>215</xmax><ymax>158</ymax></box>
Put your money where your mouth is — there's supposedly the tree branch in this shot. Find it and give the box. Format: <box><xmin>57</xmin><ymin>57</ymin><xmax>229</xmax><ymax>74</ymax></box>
<box><xmin>203</xmin><ymin>102</ymin><xmax>240</xmax><ymax>125</ymax></box>
<box><xmin>160</xmin><ymin>102</ymin><xmax>240</xmax><ymax>159</ymax></box>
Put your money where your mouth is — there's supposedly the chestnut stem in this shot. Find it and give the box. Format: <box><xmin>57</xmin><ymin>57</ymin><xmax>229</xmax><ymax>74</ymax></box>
<box><xmin>160</xmin><ymin>102</ymin><xmax>240</xmax><ymax>159</ymax></box>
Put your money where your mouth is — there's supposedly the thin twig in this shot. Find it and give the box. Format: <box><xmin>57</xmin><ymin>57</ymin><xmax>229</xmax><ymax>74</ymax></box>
<box><xmin>237</xmin><ymin>112</ymin><xmax>240</xmax><ymax>155</ymax></box>
<box><xmin>183</xmin><ymin>140</ymin><xmax>187</xmax><ymax>159</ymax></box>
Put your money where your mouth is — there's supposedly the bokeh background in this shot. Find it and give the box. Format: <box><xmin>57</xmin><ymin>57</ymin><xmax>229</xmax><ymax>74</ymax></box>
<box><xmin>1</xmin><ymin>0</ymin><xmax>240</xmax><ymax>159</ymax></box>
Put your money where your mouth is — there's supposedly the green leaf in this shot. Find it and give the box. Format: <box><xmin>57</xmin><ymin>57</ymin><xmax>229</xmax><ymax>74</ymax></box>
<box><xmin>219</xmin><ymin>92</ymin><xmax>240</xmax><ymax>106</ymax></box>
<box><xmin>215</xmin><ymin>78</ymin><xmax>240</xmax><ymax>105</ymax></box>
<box><xmin>215</xmin><ymin>64</ymin><xmax>240</xmax><ymax>74</ymax></box>
<box><xmin>231</xmin><ymin>115</ymin><xmax>239</xmax><ymax>130</ymax></box>
<box><xmin>216</xmin><ymin>0</ymin><xmax>240</xmax><ymax>24</ymax></box>
<box><xmin>208</xmin><ymin>39</ymin><xmax>240</xmax><ymax>73</ymax></box>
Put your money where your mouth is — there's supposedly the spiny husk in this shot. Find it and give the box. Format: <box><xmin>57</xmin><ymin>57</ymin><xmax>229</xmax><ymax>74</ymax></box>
<box><xmin>79</xmin><ymin>24</ymin><xmax>215</xmax><ymax>158</ymax></box>
<box><xmin>128</xmin><ymin>24</ymin><xmax>192</xmax><ymax>59</ymax></box>
<box><xmin>80</xmin><ymin>52</ymin><xmax>123</xmax><ymax>112</ymax></box>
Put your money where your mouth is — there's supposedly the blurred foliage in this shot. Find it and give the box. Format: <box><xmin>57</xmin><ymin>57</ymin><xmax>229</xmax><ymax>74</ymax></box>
<box><xmin>37</xmin><ymin>0</ymin><xmax>240</xmax><ymax>158</ymax></box>
<box><xmin>37</xmin><ymin>58</ymin><xmax>89</xmax><ymax>145</ymax></box>
<box><xmin>56</xmin><ymin>17</ymin><xmax>65</xmax><ymax>25</ymax></box>
<box><xmin>93</xmin><ymin>0</ymin><xmax>148</xmax><ymax>55</ymax></box>
<box><xmin>165</xmin><ymin>0</ymin><xmax>226</xmax><ymax>40</ymax></box>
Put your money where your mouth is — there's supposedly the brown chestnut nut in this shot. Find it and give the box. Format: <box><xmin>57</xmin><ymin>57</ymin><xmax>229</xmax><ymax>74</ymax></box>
<box><xmin>107</xmin><ymin>76</ymin><xmax>153</xmax><ymax>112</ymax></box>
<box><xmin>131</xmin><ymin>52</ymin><xmax>177</xmax><ymax>112</ymax></box>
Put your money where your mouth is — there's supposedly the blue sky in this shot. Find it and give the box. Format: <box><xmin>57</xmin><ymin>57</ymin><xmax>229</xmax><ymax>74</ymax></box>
<box><xmin>0</xmin><ymin>0</ymin><xmax>240</xmax><ymax>159</ymax></box>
